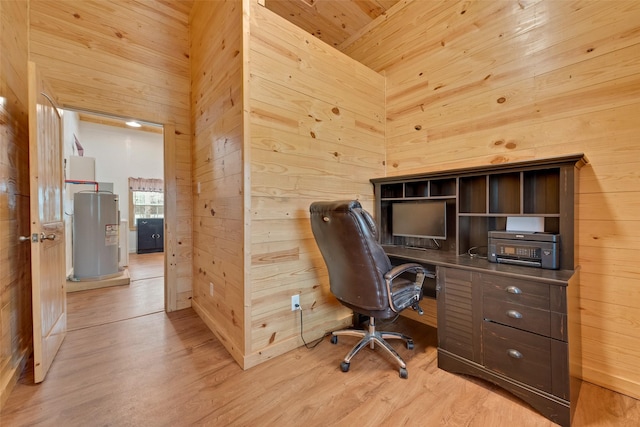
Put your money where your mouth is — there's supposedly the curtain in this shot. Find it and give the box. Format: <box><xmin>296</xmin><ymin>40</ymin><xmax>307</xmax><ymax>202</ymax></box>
<box><xmin>128</xmin><ymin>177</ymin><xmax>163</xmax><ymax>192</ymax></box>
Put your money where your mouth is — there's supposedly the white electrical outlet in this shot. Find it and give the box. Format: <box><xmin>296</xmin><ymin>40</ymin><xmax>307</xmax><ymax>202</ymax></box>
<box><xmin>291</xmin><ymin>294</ymin><xmax>300</xmax><ymax>311</ymax></box>
<box><xmin>209</xmin><ymin>282</ymin><xmax>214</xmax><ymax>296</ymax></box>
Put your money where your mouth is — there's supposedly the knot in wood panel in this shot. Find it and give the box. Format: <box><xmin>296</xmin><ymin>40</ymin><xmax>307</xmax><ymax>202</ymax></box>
<box><xmin>490</xmin><ymin>156</ymin><xmax>509</xmax><ymax>164</ymax></box>
<box><xmin>494</xmin><ymin>139</ymin><xmax>516</xmax><ymax>149</ymax></box>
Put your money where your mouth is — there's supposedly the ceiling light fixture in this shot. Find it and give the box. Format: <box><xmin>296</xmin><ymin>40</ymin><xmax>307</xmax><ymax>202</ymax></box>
<box><xmin>125</xmin><ymin>120</ymin><xmax>142</xmax><ymax>128</ymax></box>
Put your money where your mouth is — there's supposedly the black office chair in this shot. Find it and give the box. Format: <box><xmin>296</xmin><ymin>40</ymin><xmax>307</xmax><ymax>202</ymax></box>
<box><xmin>309</xmin><ymin>200</ymin><xmax>430</xmax><ymax>378</ymax></box>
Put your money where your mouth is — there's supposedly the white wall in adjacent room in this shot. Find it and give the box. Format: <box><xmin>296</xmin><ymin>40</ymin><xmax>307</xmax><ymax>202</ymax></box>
<box><xmin>76</xmin><ymin>121</ymin><xmax>163</xmax><ymax>252</ymax></box>
<box><xmin>62</xmin><ymin>111</ymin><xmax>81</xmax><ymax>275</ymax></box>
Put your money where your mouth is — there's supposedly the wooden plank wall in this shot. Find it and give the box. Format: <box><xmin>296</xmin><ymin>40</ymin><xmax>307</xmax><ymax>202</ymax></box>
<box><xmin>342</xmin><ymin>0</ymin><xmax>640</xmax><ymax>399</ymax></box>
<box><xmin>189</xmin><ymin>0</ymin><xmax>387</xmax><ymax>368</ymax></box>
<box><xmin>189</xmin><ymin>0</ymin><xmax>246</xmax><ymax>365</ymax></box>
<box><xmin>245</xmin><ymin>1</ymin><xmax>386</xmax><ymax>367</ymax></box>
<box><xmin>0</xmin><ymin>0</ymin><xmax>32</xmax><ymax>408</ymax></box>
<box><xmin>28</xmin><ymin>0</ymin><xmax>193</xmax><ymax>311</ymax></box>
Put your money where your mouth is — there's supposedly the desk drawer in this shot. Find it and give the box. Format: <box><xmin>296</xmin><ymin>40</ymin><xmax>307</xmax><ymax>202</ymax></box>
<box><xmin>483</xmin><ymin>322</ymin><xmax>552</xmax><ymax>393</ymax></box>
<box><xmin>483</xmin><ymin>295</ymin><xmax>550</xmax><ymax>336</ymax></box>
<box><xmin>481</xmin><ymin>274</ymin><xmax>549</xmax><ymax>310</ymax></box>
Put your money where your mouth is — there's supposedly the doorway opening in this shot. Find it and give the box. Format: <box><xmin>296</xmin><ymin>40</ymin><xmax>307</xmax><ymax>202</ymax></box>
<box><xmin>60</xmin><ymin>108</ymin><xmax>166</xmax><ymax>330</ymax></box>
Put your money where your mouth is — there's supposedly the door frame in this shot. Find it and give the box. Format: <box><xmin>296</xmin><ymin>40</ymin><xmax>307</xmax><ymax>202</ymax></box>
<box><xmin>60</xmin><ymin>108</ymin><xmax>177</xmax><ymax>312</ymax></box>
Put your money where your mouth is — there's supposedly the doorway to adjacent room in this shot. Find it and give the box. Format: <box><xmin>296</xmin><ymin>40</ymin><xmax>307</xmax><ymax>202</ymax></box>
<box><xmin>61</xmin><ymin>109</ymin><xmax>166</xmax><ymax>330</ymax></box>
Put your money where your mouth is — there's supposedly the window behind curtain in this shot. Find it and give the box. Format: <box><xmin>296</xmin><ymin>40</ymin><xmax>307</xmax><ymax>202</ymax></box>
<box><xmin>129</xmin><ymin>177</ymin><xmax>164</xmax><ymax>229</ymax></box>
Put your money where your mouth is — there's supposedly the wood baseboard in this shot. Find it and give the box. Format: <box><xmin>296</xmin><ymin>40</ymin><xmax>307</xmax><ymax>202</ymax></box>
<box><xmin>0</xmin><ymin>348</ymin><xmax>30</xmax><ymax>410</ymax></box>
<box><xmin>192</xmin><ymin>298</ymin><xmax>353</xmax><ymax>371</ymax></box>
<box><xmin>242</xmin><ymin>313</ymin><xmax>353</xmax><ymax>370</ymax></box>
<box><xmin>191</xmin><ymin>298</ymin><xmax>245</xmax><ymax>368</ymax></box>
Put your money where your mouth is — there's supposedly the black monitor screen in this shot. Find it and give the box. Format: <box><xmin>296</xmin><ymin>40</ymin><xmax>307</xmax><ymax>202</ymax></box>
<box><xmin>392</xmin><ymin>201</ymin><xmax>447</xmax><ymax>240</ymax></box>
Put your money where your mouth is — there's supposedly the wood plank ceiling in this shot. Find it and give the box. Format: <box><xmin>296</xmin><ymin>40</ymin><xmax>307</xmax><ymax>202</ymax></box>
<box><xmin>265</xmin><ymin>0</ymin><xmax>401</xmax><ymax>48</ymax></box>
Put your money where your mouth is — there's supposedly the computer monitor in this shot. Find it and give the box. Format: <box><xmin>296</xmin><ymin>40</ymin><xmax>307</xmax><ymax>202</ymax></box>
<box><xmin>391</xmin><ymin>200</ymin><xmax>447</xmax><ymax>240</ymax></box>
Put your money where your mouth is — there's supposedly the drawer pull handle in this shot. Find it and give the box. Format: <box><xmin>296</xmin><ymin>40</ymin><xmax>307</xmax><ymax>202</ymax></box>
<box><xmin>507</xmin><ymin>310</ymin><xmax>523</xmax><ymax>319</ymax></box>
<box><xmin>506</xmin><ymin>286</ymin><xmax>522</xmax><ymax>294</ymax></box>
<box><xmin>507</xmin><ymin>349</ymin><xmax>523</xmax><ymax>359</ymax></box>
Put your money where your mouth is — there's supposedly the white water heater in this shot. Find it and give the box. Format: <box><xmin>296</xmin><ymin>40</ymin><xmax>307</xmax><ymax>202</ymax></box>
<box><xmin>73</xmin><ymin>192</ymin><xmax>119</xmax><ymax>280</ymax></box>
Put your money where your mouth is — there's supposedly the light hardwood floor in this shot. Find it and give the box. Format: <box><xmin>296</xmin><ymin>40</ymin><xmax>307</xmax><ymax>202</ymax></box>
<box><xmin>66</xmin><ymin>252</ymin><xmax>165</xmax><ymax>331</ymax></box>
<box><xmin>2</xmin><ymin>253</ymin><xmax>639</xmax><ymax>426</ymax></box>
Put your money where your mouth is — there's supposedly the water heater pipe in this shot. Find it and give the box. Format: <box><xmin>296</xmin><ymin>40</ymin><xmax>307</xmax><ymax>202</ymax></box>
<box><xmin>65</xmin><ymin>179</ymin><xmax>99</xmax><ymax>192</ymax></box>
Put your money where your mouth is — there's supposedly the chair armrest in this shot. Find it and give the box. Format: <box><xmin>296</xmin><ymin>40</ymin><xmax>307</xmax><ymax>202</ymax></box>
<box><xmin>384</xmin><ymin>263</ymin><xmax>435</xmax><ymax>313</ymax></box>
<box><xmin>384</xmin><ymin>263</ymin><xmax>433</xmax><ymax>282</ymax></box>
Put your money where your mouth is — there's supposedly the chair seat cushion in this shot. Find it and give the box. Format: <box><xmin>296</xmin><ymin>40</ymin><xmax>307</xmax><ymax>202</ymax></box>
<box><xmin>339</xmin><ymin>277</ymin><xmax>421</xmax><ymax>319</ymax></box>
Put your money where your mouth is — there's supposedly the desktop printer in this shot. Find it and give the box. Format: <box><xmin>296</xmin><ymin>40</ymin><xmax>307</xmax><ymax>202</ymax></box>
<box><xmin>488</xmin><ymin>231</ymin><xmax>560</xmax><ymax>269</ymax></box>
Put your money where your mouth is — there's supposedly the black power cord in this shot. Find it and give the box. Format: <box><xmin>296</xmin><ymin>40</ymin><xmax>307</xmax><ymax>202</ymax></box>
<box><xmin>467</xmin><ymin>245</ymin><xmax>488</xmax><ymax>259</ymax></box>
<box><xmin>297</xmin><ymin>305</ymin><xmax>331</xmax><ymax>349</ymax></box>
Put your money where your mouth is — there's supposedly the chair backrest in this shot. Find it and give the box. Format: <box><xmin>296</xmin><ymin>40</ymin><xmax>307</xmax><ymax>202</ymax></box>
<box><xmin>310</xmin><ymin>200</ymin><xmax>392</xmax><ymax>314</ymax></box>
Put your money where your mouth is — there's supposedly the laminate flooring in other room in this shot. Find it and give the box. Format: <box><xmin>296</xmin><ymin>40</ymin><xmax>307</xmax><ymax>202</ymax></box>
<box><xmin>67</xmin><ymin>252</ymin><xmax>164</xmax><ymax>331</ymax></box>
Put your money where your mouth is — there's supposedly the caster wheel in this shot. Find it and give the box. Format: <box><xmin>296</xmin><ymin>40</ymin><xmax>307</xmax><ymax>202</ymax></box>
<box><xmin>399</xmin><ymin>367</ymin><xmax>408</xmax><ymax>379</ymax></box>
<box><xmin>340</xmin><ymin>361</ymin><xmax>350</xmax><ymax>372</ymax></box>
<box><xmin>406</xmin><ymin>340</ymin><xmax>414</xmax><ymax>350</ymax></box>
<box><xmin>331</xmin><ymin>335</ymin><xmax>338</xmax><ymax>344</ymax></box>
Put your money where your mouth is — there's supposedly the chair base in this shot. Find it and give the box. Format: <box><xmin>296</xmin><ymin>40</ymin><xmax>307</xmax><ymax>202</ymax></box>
<box><xmin>331</xmin><ymin>317</ymin><xmax>414</xmax><ymax>378</ymax></box>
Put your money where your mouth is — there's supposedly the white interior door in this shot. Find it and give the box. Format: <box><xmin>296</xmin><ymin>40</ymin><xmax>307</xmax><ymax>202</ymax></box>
<box><xmin>28</xmin><ymin>61</ymin><xmax>66</xmax><ymax>383</ymax></box>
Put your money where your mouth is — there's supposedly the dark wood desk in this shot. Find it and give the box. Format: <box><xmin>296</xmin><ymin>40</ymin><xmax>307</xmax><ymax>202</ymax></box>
<box><xmin>372</xmin><ymin>156</ymin><xmax>586</xmax><ymax>426</ymax></box>
<box><xmin>384</xmin><ymin>244</ymin><xmax>578</xmax><ymax>427</ymax></box>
